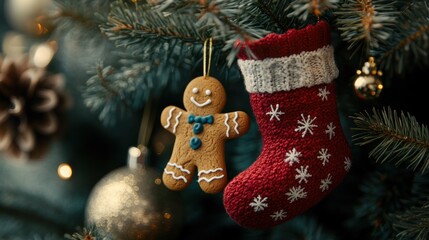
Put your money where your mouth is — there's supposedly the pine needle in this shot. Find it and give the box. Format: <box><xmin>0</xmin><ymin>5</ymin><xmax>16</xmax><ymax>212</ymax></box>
<box><xmin>392</xmin><ymin>201</ymin><xmax>429</xmax><ymax>240</ymax></box>
<box><xmin>335</xmin><ymin>0</ymin><xmax>398</xmax><ymax>54</ymax></box>
<box><xmin>65</xmin><ymin>225</ymin><xmax>111</xmax><ymax>240</ymax></box>
<box><xmin>351</xmin><ymin>107</ymin><xmax>429</xmax><ymax>174</ymax></box>
<box><xmin>371</xmin><ymin>1</ymin><xmax>429</xmax><ymax>74</ymax></box>
<box><xmin>287</xmin><ymin>0</ymin><xmax>339</xmax><ymax>21</ymax></box>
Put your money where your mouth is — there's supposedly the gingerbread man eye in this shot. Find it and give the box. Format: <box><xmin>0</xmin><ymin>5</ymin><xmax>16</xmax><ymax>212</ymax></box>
<box><xmin>205</xmin><ymin>89</ymin><xmax>212</xmax><ymax>96</ymax></box>
<box><xmin>192</xmin><ymin>87</ymin><xmax>199</xmax><ymax>94</ymax></box>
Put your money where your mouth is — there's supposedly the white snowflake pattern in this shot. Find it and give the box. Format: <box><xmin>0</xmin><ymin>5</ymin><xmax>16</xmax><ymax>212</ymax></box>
<box><xmin>249</xmin><ymin>195</ymin><xmax>268</xmax><ymax>212</ymax></box>
<box><xmin>294</xmin><ymin>114</ymin><xmax>318</xmax><ymax>138</ymax></box>
<box><xmin>266</xmin><ymin>104</ymin><xmax>285</xmax><ymax>121</ymax></box>
<box><xmin>318</xmin><ymin>86</ymin><xmax>330</xmax><ymax>101</ymax></box>
<box><xmin>325</xmin><ymin>122</ymin><xmax>336</xmax><ymax>140</ymax></box>
<box><xmin>295</xmin><ymin>165</ymin><xmax>312</xmax><ymax>184</ymax></box>
<box><xmin>317</xmin><ymin>148</ymin><xmax>332</xmax><ymax>166</ymax></box>
<box><xmin>320</xmin><ymin>174</ymin><xmax>333</xmax><ymax>192</ymax></box>
<box><xmin>270</xmin><ymin>209</ymin><xmax>287</xmax><ymax>221</ymax></box>
<box><xmin>286</xmin><ymin>186</ymin><xmax>307</xmax><ymax>203</ymax></box>
<box><xmin>284</xmin><ymin>148</ymin><xmax>302</xmax><ymax>166</ymax></box>
<box><xmin>344</xmin><ymin>157</ymin><xmax>352</xmax><ymax>171</ymax></box>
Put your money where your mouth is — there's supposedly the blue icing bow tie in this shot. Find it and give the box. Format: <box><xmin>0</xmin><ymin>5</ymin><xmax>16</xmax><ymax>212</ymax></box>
<box><xmin>187</xmin><ymin>114</ymin><xmax>214</xmax><ymax>150</ymax></box>
<box><xmin>188</xmin><ymin>114</ymin><xmax>214</xmax><ymax>125</ymax></box>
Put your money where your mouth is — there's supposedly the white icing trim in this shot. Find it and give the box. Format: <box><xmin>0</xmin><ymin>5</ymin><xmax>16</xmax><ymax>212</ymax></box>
<box><xmin>173</xmin><ymin>112</ymin><xmax>182</xmax><ymax>133</ymax></box>
<box><xmin>164</xmin><ymin>107</ymin><xmax>175</xmax><ymax>128</ymax></box>
<box><xmin>224</xmin><ymin>113</ymin><xmax>230</xmax><ymax>138</ymax></box>
<box><xmin>190</xmin><ymin>97</ymin><xmax>212</xmax><ymax>107</ymax></box>
<box><xmin>233</xmin><ymin>112</ymin><xmax>239</xmax><ymax>134</ymax></box>
<box><xmin>197</xmin><ymin>175</ymin><xmax>224</xmax><ymax>183</ymax></box>
<box><xmin>167</xmin><ymin>162</ymin><xmax>190</xmax><ymax>174</ymax></box>
<box><xmin>198</xmin><ymin>168</ymin><xmax>223</xmax><ymax>176</ymax></box>
<box><xmin>237</xmin><ymin>46</ymin><xmax>338</xmax><ymax>93</ymax></box>
<box><xmin>164</xmin><ymin>169</ymin><xmax>187</xmax><ymax>183</ymax></box>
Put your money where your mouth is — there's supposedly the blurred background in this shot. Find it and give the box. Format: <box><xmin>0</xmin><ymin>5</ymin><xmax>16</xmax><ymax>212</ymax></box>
<box><xmin>1</xmin><ymin>1</ymin><xmax>429</xmax><ymax>240</ymax></box>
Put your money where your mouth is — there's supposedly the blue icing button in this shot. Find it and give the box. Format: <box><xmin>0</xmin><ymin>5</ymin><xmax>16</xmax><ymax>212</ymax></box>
<box><xmin>188</xmin><ymin>114</ymin><xmax>195</xmax><ymax>123</ymax></box>
<box><xmin>193</xmin><ymin>123</ymin><xmax>204</xmax><ymax>134</ymax></box>
<box><xmin>206</xmin><ymin>115</ymin><xmax>214</xmax><ymax>124</ymax></box>
<box><xmin>190</xmin><ymin>137</ymin><xmax>202</xmax><ymax>150</ymax></box>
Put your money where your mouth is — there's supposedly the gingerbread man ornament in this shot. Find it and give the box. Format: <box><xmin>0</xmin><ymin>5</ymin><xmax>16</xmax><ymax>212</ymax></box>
<box><xmin>160</xmin><ymin>76</ymin><xmax>250</xmax><ymax>194</ymax></box>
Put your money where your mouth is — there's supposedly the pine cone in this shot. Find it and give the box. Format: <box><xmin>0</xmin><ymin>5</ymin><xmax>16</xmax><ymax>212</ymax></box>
<box><xmin>0</xmin><ymin>55</ymin><xmax>66</xmax><ymax>160</ymax></box>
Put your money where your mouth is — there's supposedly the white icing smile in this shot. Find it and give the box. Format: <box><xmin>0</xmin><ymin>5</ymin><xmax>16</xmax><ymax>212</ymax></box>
<box><xmin>190</xmin><ymin>97</ymin><xmax>212</xmax><ymax>107</ymax></box>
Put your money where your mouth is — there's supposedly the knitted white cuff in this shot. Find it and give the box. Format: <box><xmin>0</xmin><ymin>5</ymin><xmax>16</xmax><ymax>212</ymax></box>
<box><xmin>237</xmin><ymin>45</ymin><xmax>339</xmax><ymax>94</ymax></box>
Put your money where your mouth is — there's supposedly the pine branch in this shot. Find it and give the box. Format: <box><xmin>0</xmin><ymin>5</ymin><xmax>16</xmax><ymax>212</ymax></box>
<box><xmin>256</xmin><ymin>0</ymin><xmax>290</xmax><ymax>32</ymax></box>
<box><xmin>82</xmin><ymin>45</ymin><xmax>201</xmax><ymax>125</ymax></box>
<box><xmin>195</xmin><ymin>0</ymin><xmax>270</xmax><ymax>64</ymax></box>
<box><xmin>351</xmin><ymin>107</ymin><xmax>429</xmax><ymax>174</ymax></box>
<box><xmin>287</xmin><ymin>0</ymin><xmax>339</xmax><ymax>21</ymax></box>
<box><xmin>392</xmin><ymin>200</ymin><xmax>429</xmax><ymax>240</ymax></box>
<box><xmin>156</xmin><ymin>0</ymin><xmax>270</xmax><ymax>39</ymax></box>
<box><xmin>100</xmin><ymin>0</ymin><xmax>203</xmax><ymax>72</ymax></box>
<box><xmin>253</xmin><ymin>0</ymin><xmax>322</xmax><ymax>33</ymax></box>
<box><xmin>83</xmin><ymin>63</ymin><xmax>132</xmax><ymax>125</ymax></box>
<box><xmin>65</xmin><ymin>225</ymin><xmax>111</xmax><ymax>240</ymax></box>
<box><xmin>349</xmin><ymin>169</ymin><xmax>427</xmax><ymax>239</ymax></box>
<box><xmin>50</xmin><ymin>0</ymin><xmax>121</xmax><ymax>71</ymax></box>
<box><xmin>102</xmin><ymin>0</ymin><xmax>203</xmax><ymax>44</ymax></box>
<box><xmin>52</xmin><ymin>0</ymin><xmax>110</xmax><ymax>30</ymax></box>
<box><xmin>335</xmin><ymin>0</ymin><xmax>398</xmax><ymax>55</ymax></box>
<box><xmin>371</xmin><ymin>2</ymin><xmax>429</xmax><ymax>74</ymax></box>
<box><xmin>100</xmin><ymin>0</ymin><xmax>268</xmax><ymax>66</ymax></box>
<box><xmin>276</xmin><ymin>216</ymin><xmax>337</xmax><ymax>240</ymax></box>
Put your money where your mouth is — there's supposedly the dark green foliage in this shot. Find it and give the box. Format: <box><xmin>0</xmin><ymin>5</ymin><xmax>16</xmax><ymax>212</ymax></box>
<box><xmin>351</xmin><ymin>107</ymin><xmax>429</xmax><ymax>174</ymax></box>
<box><xmin>371</xmin><ymin>1</ymin><xmax>429</xmax><ymax>74</ymax></box>
<box><xmin>392</xmin><ymin>200</ymin><xmax>429</xmax><ymax>240</ymax></box>
<box><xmin>335</xmin><ymin>0</ymin><xmax>398</xmax><ymax>55</ymax></box>
<box><xmin>50</xmin><ymin>0</ymin><xmax>429</xmax><ymax>123</ymax></box>
<box><xmin>347</xmin><ymin>169</ymin><xmax>417</xmax><ymax>239</ymax></box>
<box><xmin>269</xmin><ymin>216</ymin><xmax>338</xmax><ymax>240</ymax></box>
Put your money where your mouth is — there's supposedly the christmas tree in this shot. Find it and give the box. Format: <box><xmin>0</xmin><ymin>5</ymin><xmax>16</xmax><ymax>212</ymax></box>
<box><xmin>1</xmin><ymin>0</ymin><xmax>429</xmax><ymax>239</ymax></box>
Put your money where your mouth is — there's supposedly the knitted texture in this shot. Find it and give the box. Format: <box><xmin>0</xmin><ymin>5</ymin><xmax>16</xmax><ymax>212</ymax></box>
<box><xmin>223</xmin><ymin>21</ymin><xmax>351</xmax><ymax>229</ymax></box>
<box><xmin>237</xmin><ymin>46</ymin><xmax>338</xmax><ymax>93</ymax></box>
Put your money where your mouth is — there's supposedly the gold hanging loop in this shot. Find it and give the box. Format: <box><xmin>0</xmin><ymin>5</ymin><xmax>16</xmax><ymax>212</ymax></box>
<box><xmin>203</xmin><ymin>38</ymin><xmax>213</xmax><ymax>78</ymax></box>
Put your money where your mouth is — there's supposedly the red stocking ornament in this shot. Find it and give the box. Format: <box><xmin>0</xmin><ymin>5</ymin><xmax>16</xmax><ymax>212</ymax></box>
<box><xmin>223</xmin><ymin>21</ymin><xmax>352</xmax><ymax>229</ymax></box>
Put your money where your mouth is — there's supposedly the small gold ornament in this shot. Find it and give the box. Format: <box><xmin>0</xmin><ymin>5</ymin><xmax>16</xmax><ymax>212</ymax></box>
<box><xmin>353</xmin><ymin>57</ymin><xmax>384</xmax><ymax>100</ymax></box>
<box><xmin>85</xmin><ymin>147</ymin><xmax>184</xmax><ymax>240</ymax></box>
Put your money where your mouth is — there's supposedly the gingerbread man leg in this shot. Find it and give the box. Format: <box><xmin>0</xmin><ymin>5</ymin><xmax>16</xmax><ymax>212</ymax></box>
<box><xmin>196</xmin><ymin>158</ymin><xmax>227</xmax><ymax>194</ymax></box>
<box><xmin>162</xmin><ymin>148</ymin><xmax>195</xmax><ymax>191</ymax></box>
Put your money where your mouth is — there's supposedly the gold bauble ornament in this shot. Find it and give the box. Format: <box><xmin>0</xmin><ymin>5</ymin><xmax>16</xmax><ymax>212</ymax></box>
<box><xmin>85</xmin><ymin>147</ymin><xmax>184</xmax><ymax>240</ymax></box>
<box><xmin>354</xmin><ymin>75</ymin><xmax>383</xmax><ymax>100</ymax></box>
<box><xmin>5</xmin><ymin>0</ymin><xmax>55</xmax><ymax>37</ymax></box>
<box><xmin>353</xmin><ymin>57</ymin><xmax>384</xmax><ymax>100</ymax></box>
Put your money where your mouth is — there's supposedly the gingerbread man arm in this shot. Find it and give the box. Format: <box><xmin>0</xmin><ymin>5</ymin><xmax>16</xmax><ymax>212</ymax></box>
<box><xmin>217</xmin><ymin>111</ymin><xmax>250</xmax><ymax>139</ymax></box>
<box><xmin>160</xmin><ymin>106</ymin><xmax>187</xmax><ymax>135</ymax></box>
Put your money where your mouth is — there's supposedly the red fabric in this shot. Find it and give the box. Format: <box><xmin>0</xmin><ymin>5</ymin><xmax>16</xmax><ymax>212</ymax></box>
<box><xmin>223</xmin><ymin>83</ymin><xmax>351</xmax><ymax>229</ymax></box>
<box><xmin>224</xmin><ymin>21</ymin><xmax>351</xmax><ymax>229</ymax></box>
<box><xmin>237</xmin><ymin>21</ymin><xmax>331</xmax><ymax>60</ymax></box>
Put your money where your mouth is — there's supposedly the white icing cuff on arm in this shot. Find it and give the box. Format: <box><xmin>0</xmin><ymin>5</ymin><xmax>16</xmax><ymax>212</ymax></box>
<box><xmin>237</xmin><ymin>46</ymin><xmax>339</xmax><ymax>94</ymax></box>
